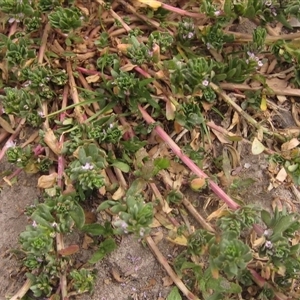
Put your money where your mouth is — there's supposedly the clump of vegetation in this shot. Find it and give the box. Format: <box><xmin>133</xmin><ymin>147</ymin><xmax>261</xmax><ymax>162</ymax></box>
<box><xmin>1</xmin><ymin>0</ymin><xmax>300</xmax><ymax>299</ymax></box>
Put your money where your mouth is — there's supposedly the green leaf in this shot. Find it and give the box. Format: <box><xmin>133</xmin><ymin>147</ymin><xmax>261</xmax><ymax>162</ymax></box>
<box><xmin>97</xmin><ymin>200</ymin><xmax>116</xmax><ymax>211</ymax></box>
<box><xmin>70</xmin><ymin>204</ymin><xmax>85</xmax><ymax>229</ymax></box>
<box><xmin>224</xmin><ymin>0</ymin><xmax>232</xmax><ymax>16</ymax></box>
<box><xmin>167</xmin><ymin>287</ymin><xmax>182</xmax><ymax>300</ymax></box>
<box><xmin>126</xmin><ymin>178</ymin><xmax>146</xmax><ymax>196</ymax></box>
<box><xmin>154</xmin><ymin>157</ymin><xmax>170</xmax><ymax>171</ymax></box>
<box><xmin>261</xmin><ymin>210</ymin><xmax>272</xmax><ymax>227</ymax></box>
<box><xmin>82</xmin><ymin>224</ymin><xmax>107</xmax><ymax>236</ymax></box>
<box><xmin>111</xmin><ymin>161</ymin><xmax>130</xmax><ymax>173</ymax></box>
<box><xmin>88</xmin><ymin>238</ymin><xmax>117</xmax><ymax>264</ymax></box>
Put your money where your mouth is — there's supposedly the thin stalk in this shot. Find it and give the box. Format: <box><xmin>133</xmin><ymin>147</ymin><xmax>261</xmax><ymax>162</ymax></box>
<box><xmin>146</xmin><ymin>236</ymin><xmax>200</xmax><ymax>300</ymax></box>
<box><xmin>210</xmin><ymin>82</ymin><xmax>286</xmax><ymax>142</ymax></box>
<box><xmin>138</xmin><ymin>104</ymin><xmax>240</xmax><ymax>210</ymax></box>
<box><xmin>9</xmin><ymin>278</ymin><xmax>33</xmax><ymax>300</ymax></box>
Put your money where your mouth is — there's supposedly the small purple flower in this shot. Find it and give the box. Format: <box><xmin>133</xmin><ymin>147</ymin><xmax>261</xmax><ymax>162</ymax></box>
<box><xmin>202</xmin><ymin>80</ymin><xmax>209</xmax><ymax>87</ymax></box>
<box><xmin>214</xmin><ymin>10</ymin><xmax>221</xmax><ymax>16</ymax></box>
<box><xmin>82</xmin><ymin>163</ymin><xmax>94</xmax><ymax>170</ymax></box>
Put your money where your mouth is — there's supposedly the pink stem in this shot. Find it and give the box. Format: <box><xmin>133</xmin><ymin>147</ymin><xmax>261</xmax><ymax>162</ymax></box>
<box><xmin>138</xmin><ymin>105</ymin><xmax>240</xmax><ymax>210</ymax></box>
<box><xmin>248</xmin><ymin>269</ymin><xmax>288</xmax><ymax>300</ymax></box>
<box><xmin>161</xmin><ymin>3</ymin><xmax>205</xmax><ymax>18</ymax></box>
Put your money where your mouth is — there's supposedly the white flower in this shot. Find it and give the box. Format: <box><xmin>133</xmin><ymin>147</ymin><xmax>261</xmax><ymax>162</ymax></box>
<box><xmin>82</xmin><ymin>163</ymin><xmax>94</xmax><ymax>170</ymax></box>
<box><xmin>257</xmin><ymin>60</ymin><xmax>264</xmax><ymax>67</ymax></box>
<box><xmin>52</xmin><ymin>222</ymin><xmax>58</xmax><ymax>227</ymax></box>
<box><xmin>202</xmin><ymin>80</ymin><xmax>209</xmax><ymax>87</ymax></box>
<box><xmin>32</xmin><ymin>220</ymin><xmax>38</xmax><ymax>227</ymax></box>
<box><xmin>214</xmin><ymin>10</ymin><xmax>221</xmax><ymax>16</ymax></box>
<box><xmin>265</xmin><ymin>240</ymin><xmax>273</xmax><ymax>249</ymax></box>
<box><xmin>187</xmin><ymin>32</ymin><xmax>194</xmax><ymax>39</ymax></box>
<box><xmin>206</xmin><ymin>43</ymin><xmax>211</xmax><ymax>49</ymax></box>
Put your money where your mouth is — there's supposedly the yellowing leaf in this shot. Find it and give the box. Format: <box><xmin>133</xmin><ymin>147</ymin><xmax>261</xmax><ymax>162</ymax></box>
<box><xmin>281</xmin><ymin>138</ymin><xmax>300</xmax><ymax>151</ymax></box>
<box><xmin>252</xmin><ymin>137</ymin><xmax>265</xmax><ymax>155</ymax></box>
<box><xmin>138</xmin><ymin>0</ymin><xmax>161</xmax><ymax>9</ymax></box>
<box><xmin>260</xmin><ymin>94</ymin><xmax>267</xmax><ymax>111</ymax></box>
<box><xmin>112</xmin><ymin>186</ymin><xmax>125</xmax><ymax>200</ymax></box>
<box><xmin>0</xmin><ymin>117</ymin><xmax>15</xmax><ymax>134</ymax></box>
<box><xmin>190</xmin><ymin>177</ymin><xmax>206</xmax><ymax>190</ymax></box>
<box><xmin>166</xmin><ymin>235</ymin><xmax>187</xmax><ymax>246</ymax></box>
<box><xmin>44</xmin><ymin>128</ymin><xmax>60</xmax><ymax>155</ymax></box>
<box><xmin>38</xmin><ymin>173</ymin><xmax>58</xmax><ymax>189</ymax></box>
<box><xmin>86</xmin><ymin>74</ymin><xmax>100</xmax><ymax>83</ymax></box>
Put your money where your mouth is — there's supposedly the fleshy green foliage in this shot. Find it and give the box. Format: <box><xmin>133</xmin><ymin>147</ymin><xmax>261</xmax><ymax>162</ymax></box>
<box><xmin>67</xmin><ymin>144</ymin><xmax>108</xmax><ymax>191</ymax></box>
<box><xmin>48</xmin><ymin>7</ymin><xmax>83</xmax><ymax>33</ymax></box>
<box><xmin>70</xmin><ymin>269</ymin><xmax>96</xmax><ymax>294</ymax></box>
<box><xmin>260</xmin><ymin>208</ymin><xmax>300</xmax><ymax>274</ymax></box>
<box><xmin>5</xmin><ymin>37</ymin><xmax>36</xmax><ymax>66</ymax></box>
<box><xmin>0</xmin><ymin>0</ymin><xmax>34</xmax><ymax>17</ymax></box>
<box><xmin>98</xmin><ymin>180</ymin><xmax>154</xmax><ymax>236</ymax></box>
<box><xmin>27</xmin><ymin>273</ymin><xmax>53</xmax><ymax>297</ymax></box>
<box><xmin>200</xmin><ymin>24</ymin><xmax>234</xmax><ymax>50</ymax></box>
<box><xmin>177</xmin><ymin>18</ymin><xmax>195</xmax><ymax>43</ymax></box>
<box><xmin>126</xmin><ymin>36</ymin><xmax>152</xmax><ymax>65</ymax></box>
<box><xmin>148</xmin><ymin>31</ymin><xmax>174</xmax><ymax>53</ymax></box>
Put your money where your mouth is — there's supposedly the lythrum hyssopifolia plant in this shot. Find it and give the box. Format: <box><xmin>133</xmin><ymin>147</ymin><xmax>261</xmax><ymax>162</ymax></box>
<box><xmin>2</xmin><ymin>0</ymin><xmax>300</xmax><ymax>299</ymax></box>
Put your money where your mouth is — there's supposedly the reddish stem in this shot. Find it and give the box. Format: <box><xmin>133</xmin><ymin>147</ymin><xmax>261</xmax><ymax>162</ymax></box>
<box><xmin>138</xmin><ymin>105</ymin><xmax>240</xmax><ymax>210</ymax></box>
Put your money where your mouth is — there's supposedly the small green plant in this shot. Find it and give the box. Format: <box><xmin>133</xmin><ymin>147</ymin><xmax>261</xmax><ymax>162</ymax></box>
<box><xmin>48</xmin><ymin>7</ymin><xmax>83</xmax><ymax>33</ymax></box>
<box><xmin>66</xmin><ymin>143</ymin><xmax>108</xmax><ymax>192</ymax></box>
<box><xmin>98</xmin><ymin>180</ymin><xmax>154</xmax><ymax>236</ymax></box>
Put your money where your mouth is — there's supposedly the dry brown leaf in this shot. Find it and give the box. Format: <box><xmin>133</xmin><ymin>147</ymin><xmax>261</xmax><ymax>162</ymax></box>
<box><xmin>58</xmin><ymin>244</ymin><xmax>80</xmax><ymax>256</ymax></box>
<box><xmin>120</xmin><ymin>63</ymin><xmax>137</xmax><ymax>72</ymax></box>
<box><xmin>276</xmin><ymin>167</ymin><xmax>287</xmax><ymax>182</ymax></box>
<box><xmin>0</xmin><ymin>117</ymin><xmax>15</xmax><ymax>133</ymax></box>
<box><xmin>166</xmin><ymin>100</ymin><xmax>176</xmax><ymax>120</ymax></box>
<box><xmin>228</xmin><ymin>111</ymin><xmax>239</xmax><ymax>131</ymax></box>
<box><xmin>162</xmin><ymin>276</ymin><xmax>173</xmax><ymax>287</ymax></box>
<box><xmin>281</xmin><ymin>137</ymin><xmax>300</xmax><ymax>151</ymax></box>
<box><xmin>38</xmin><ymin>173</ymin><xmax>58</xmax><ymax>189</ymax></box>
<box><xmin>150</xmin><ymin>218</ymin><xmax>161</xmax><ymax>228</ymax></box>
<box><xmin>152</xmin><ymin>231</ymin><xmax>164</xmax><ymax>244</ymax></box>
<box><xmin>211</xmin><ymin>128</ymin><xmax>230</xmax><ymax>144</ymax></box>
<box><xmin>112</xmin><ymin>186</ymin><xmax>125</xmax><ymax>200</ymax></box>
<box><xmin>252</xmin><ymin>236</ymin><xmax>266</xmax><ymax>248</ymax></box>
<box><xmin>84</xmin><ymin>211</ymin><xmax>97</xmax><ymax>224</ymax></box>
<box><xmin>111</xmin><ymin>267</ymin><xmax>126</xmax><ymax>283</ymax></box>
<box><xmin>86</xmin><ymin>74</ymin><xmax>100</xmax><ymax>83</ymax></box>
<box><xmin>261</xmin><ymin>265</ymin><xmax>271</xmax><ymax>280</ymax></box>
<box><xmin>0</xmin><ymin>62</ymin><xmax>8</xmax><ymax>81</ymax></box>
<box><xmin>3</xmin><ymin>176</ymin><xmax>13</xmax><ymax>187</ymax></box>
<box><xmin>44</xmin><ymin>129</ymin><xmax>60</xmax><ymax>155</ymax></box>
<box><xmin>207</xmin><ymin>204</ymin><xmax>227</xmax><ymax>221</ymax></box>
<box><xmin>266</xmin><ymin>78</ymin><xmax>288</xmax><ymax>90</ymax></box>
<box><xmin>82</xmin><ymin>234</ymin><xmax>94</xmax><ymax>250</ymax></box>
<box><xmin>174</xmin><ymin>121</ymin><xmax>182</xmax><ymax>134</ymax></box>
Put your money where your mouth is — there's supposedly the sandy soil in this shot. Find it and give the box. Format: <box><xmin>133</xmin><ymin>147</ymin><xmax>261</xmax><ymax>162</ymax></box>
<box><xmin>1</xmin><ymin>143</ymin><xmax>298</xmax><ymax>300</ymax></box>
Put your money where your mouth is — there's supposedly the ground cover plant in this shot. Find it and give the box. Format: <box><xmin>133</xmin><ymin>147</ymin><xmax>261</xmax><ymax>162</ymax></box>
<box><xmin>1</xmin><ymin>0</ymin><xmax>300</xmax><ymax>299</ymax></box>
